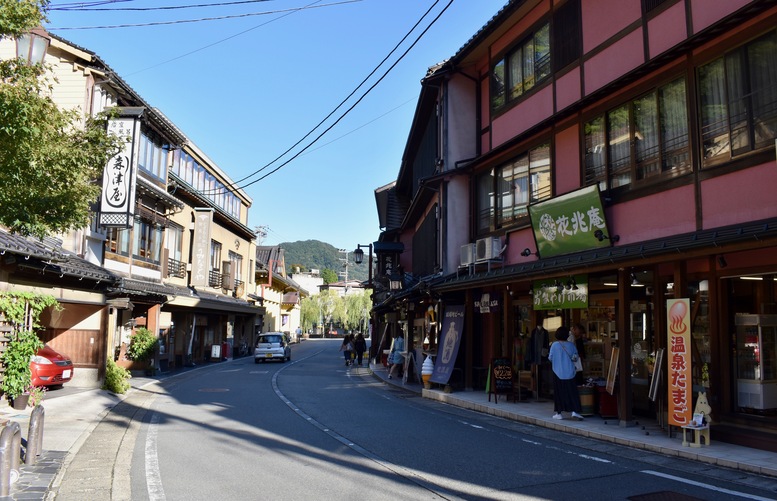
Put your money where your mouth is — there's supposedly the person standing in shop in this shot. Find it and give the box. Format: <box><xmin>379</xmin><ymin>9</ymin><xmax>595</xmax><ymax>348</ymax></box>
<box><xmin>388</xmin><ymin>332</ymin><xmax>405</xmax><ymax>379</ymax></box>
<box><xmin>571</xmin><ymin>323</ymin><xmax>587</xmax><ymax>384</ymax></box>
<box><xmin>548</xmin><ymin>325</ymin><xmax>585</xmax><ymax>420</ymax></box>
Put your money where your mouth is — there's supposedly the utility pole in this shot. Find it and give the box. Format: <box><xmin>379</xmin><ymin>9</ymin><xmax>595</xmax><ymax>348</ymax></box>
<box><xmin>254</xmin><ymin>225</ymin><xmax>269</xmax><ymax>245</ymax></box>
<box><xmin>338</xmin><ymin>249</ymin><xmax>349</xmax><ymax>291</ymax></box>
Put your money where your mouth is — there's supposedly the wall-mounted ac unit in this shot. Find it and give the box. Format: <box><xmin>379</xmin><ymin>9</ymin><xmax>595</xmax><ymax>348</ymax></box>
<box><xmin>476</xmin><ymin>237</ymin><xmax>502</xmax><ymax>261</ymax></box>
<box><xmin>460</xmin><ymin>243</ymin><xmax>476</xmax><ymax>266</ymax></box>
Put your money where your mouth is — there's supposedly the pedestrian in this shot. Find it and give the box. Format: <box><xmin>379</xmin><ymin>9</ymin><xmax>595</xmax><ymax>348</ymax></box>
<box><xmin>548</xmin><ymin>326</ymin><xmax>584</xmax><ymax>420</ymax></box>
<box><xmin>353</xmin><ymin>333</ymin><xmax>367</xmax><ymax>366</ymax></box>
<box><xmin>571</xmin><ymin>323</ymin><xmax>587</xmax><ymax>384</ymax></box>
<box><xmin>387</xmin><ymin>332</ymin><xmax>405</xmax><ymax>379</ymax></box>
<box><xmin>339</xmin><ymin>335</ymin><xmax>354</xmax><ymax>366</ymax></box>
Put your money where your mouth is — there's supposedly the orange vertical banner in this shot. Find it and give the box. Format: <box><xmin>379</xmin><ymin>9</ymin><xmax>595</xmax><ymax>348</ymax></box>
<box><xmin>667</xmin><ymin>298</ymin><xmax>692</xmax><ymax>426</ymax></box>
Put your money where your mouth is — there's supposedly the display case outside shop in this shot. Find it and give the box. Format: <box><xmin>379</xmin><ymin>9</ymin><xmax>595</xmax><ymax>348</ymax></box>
<box><xmin>735</xmin><ymin>314</ymin><xmax>777</xmax><ymax>411</ymax></box>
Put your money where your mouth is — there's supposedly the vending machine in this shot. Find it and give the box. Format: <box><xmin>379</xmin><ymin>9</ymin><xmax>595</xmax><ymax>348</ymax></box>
<box><xmin>735</xmin><ymin>314</ymin><xmax>777</xmax><ymax>410</ymax></box>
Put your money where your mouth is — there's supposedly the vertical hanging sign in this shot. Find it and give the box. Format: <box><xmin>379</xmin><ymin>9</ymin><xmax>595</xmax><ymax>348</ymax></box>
<box><xmin>99</xmin><ymin>118</ymin><xmax>139</xmax><ymax>228</ymax></box>
<box><xmin>667</xmin><ymin>298</ymin><xmax>692</xmax><ymax>426</ymax></box>
<box><xmin>430</xmin><ymin>305</ymin><xmax>465</xmax><ymax>385</ymax></box>
<box><xmin>191</xmin><ymin>208</ymin><xmax>213</xmax><ymax>287</ymax></box>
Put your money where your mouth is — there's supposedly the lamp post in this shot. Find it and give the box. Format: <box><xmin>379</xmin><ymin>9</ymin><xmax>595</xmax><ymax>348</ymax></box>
<box><xmin>352</xmin><ymin>243</ymin><xmax>373</xmax><ymax>288</ymax></box>
<box><xmin>353</xmin><ymin>243</ymin><xmax>374</xmax><ymax>361</ymax></box>
<box><xmin>16</xmin><ymin>26</ymin><xmax>50</xmax><ymax>65</ymax></box>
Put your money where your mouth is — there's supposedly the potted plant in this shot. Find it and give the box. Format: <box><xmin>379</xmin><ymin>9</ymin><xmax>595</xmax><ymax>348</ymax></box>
<box><xmin>0</xmin><ymin>292</ymin><xmax>58</xmax><ymax>407</ymax></box>
<box><xmin>26</xmin><ymin>384</ymin><xmax>46</xmax><ymax>408</ymax></box>
<box><xmin>1</xmin><ymin>328</ymin><xmax>43</xmax><ymax>408</ymax></box>
<box><xmin>126</xmin><ymin>327</ymin><xmax>158</xmax><ymax>375</ymax></box>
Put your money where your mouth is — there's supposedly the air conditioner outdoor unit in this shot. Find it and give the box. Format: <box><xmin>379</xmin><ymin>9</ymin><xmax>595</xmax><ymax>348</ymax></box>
<box><xmin>476</xmin><ymin>237</ymin><xmax>502</xmax><ymax>261</ymax></box>
<box><xmin>460</xmin><ymin>243</ymin><xmax>476</xmax><ymax>266</ymax></box>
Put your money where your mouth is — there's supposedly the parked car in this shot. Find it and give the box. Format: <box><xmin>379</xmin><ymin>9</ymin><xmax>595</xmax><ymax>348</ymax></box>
<box><xmin>254</xmin><ymin>332</ymin><xmax>291</xmax><ymax>363</ymax></box>
<box><xmin>30</xmin><ymin>344</ymin><xmax>74</xmax><ymax>387</ymax></box>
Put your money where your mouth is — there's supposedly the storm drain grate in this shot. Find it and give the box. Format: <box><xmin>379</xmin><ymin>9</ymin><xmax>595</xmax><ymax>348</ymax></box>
<box><xmin>628</xmin><ymin>492</ymin><xmax>706</xmax><ymax>501</ymax></box>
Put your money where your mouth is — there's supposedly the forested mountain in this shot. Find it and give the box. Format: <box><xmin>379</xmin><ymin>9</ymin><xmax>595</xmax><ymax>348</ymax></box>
<box><xmin>280</xmin><ymin>240</ymin><xmax>367</xmax><ymax>282</ymax></box>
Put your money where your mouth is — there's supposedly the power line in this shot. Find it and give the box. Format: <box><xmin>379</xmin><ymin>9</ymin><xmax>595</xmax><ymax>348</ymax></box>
<box><xmin>51</xmin><ymin>0</ymin><xmax>273</xmax><ymax>11</ymax></box>
<box><xmin>204</xmin><ymin>0</ymin><xmax>451</xmax><ymax>197</ymax></box>
<box><xmin>50</xmin><ymin>1</ymin><xmax>360</xmax><ymax>30</ymax></box>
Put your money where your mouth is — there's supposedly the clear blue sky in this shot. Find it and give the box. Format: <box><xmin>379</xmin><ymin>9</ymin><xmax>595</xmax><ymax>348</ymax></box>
<box><xmin>46</xmin><ymin>0</ymin><xmax>506</xmax><ymax>251</ymax></box>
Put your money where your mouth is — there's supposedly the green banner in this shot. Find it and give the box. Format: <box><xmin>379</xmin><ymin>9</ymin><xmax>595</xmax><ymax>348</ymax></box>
<box><xmin>528</xmin><ymin>185</ymin><xmax>612</xmax><ymax>258</ymax></box>
<box><xmin>533</xmin><ymin>275</ymin><xmax>589</xmax><ymax>310</ymax></box>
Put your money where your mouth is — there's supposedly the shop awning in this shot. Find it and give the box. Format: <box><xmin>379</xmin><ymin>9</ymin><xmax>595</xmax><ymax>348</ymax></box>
<box><xmin>435</xmin><ymin>217</ymin><xmax>777</xmax><ymax>292</ymax></box>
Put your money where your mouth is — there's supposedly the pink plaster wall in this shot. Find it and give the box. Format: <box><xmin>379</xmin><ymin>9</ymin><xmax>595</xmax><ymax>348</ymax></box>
<box><xmin>555</xmin><ymin>66</ymin><xmax>582</xmax><ymax>112</ymax></box>
<box><xmin>582</xmin><ymin>0</ymin><xmax>641</xmax><ymax>53</ymax></box>
<box><xmin>701</xmin><ymin>162</ymin><xmax>777</xmax><ymax>229</ymax></box>
<box><xmin>648</xmin><ymin>1</ymin><xmax>687</xmax><ymax>58</ymax></box>
<box><xmin>491</xmin><ymin>85</ymin><xmax>554</xmax><ymax>148</ymax></box>
<box><xmin>504</xmin><ymin>228</ymin><xmax>538</xmax><ymax>265</ymax></box>
<box><xmin>609</xmin><ymin>185</ymin><xmax>696</xmax><ymax>244</ymax></box>
<box><xmin>584</xmin><ymin>29</ymin><xmax>644</xmax><ymax>95</ymax></box>
<box><xmin>554</xmin><ymin>125</ymin><xmax>581</xmax><ymax>195</ymax></box>
<box><xmin>691</xmin><ymin>0</ymin><xmax>752</xmax><ymax>34</ymax></box>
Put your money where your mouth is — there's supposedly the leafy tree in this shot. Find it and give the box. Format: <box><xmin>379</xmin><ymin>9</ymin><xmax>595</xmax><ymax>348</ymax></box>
<box><xmin>0</xmin><ymin>0</ymin><xmax>123</xmax><ymax>238</ymax></box>
<box><xmin>344</xmin><ymin>290</ymin><xmax>371</xmax><ymax>332</ymax></box>
<box><xmin>321</xmin><ymin>268</ymin><xmax>338</xmax><ymax>284</ymax></box>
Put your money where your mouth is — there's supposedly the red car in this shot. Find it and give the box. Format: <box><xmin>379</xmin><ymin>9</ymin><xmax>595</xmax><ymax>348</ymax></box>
<box><xmin>30</xmin><ymin>345</ymin><xmax>74</xmax><ymax>387</ymax></box>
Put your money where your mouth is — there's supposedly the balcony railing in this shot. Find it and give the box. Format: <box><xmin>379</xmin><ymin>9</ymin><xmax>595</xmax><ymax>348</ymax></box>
<box><xmin>167</xmin><ymin>257</ymin><xmax>187</xmax><ymax>279</ymax></box>
<box><xmin>208</xmin><ymin>270</ymin><xmax>222</xmax><ymax>288</ymax></box>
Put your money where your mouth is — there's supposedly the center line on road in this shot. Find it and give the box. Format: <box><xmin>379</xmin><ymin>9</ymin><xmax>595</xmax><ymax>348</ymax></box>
<box><xmin>641</xmin><ymin>470</ymin><xmax>774</xmax><ymax>500</ymax></box>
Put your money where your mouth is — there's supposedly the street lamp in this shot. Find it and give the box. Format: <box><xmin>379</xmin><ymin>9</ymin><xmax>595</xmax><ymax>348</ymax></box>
<box><xmin>352</xmin><ymin>243</ymin><xmax>373</xmax><ymax>288</ymax></box>
<box><xmin>16</xmin><ymin>26</ymin><xmax>50</xmax><ymax>65</ymax></box>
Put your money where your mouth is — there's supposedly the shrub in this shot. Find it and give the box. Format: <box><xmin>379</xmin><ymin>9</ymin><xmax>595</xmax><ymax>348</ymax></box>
<box><xmin>103</xmin><ymin>358</ymin><xmax>131</xmax><ymax>394</ymax></box>
<box><xmin>126</xmin><ymin>327</ymin><xmax>158</xmax><ymax>363</ymax></box>
<box><xmin>1</xmin><ymin>329</ymin><xmax>44</xmax><ymax>401</ymax></box>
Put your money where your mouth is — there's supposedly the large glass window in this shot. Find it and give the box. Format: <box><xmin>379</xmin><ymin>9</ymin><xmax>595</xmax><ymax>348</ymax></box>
<box><xmin>171</xmin><ymin>150</ymin><xmax>242</xmax><ymax>220</ymax></box>
<box><xmin>584</xmin><ymin>78</ymin><xmax>689</xmax><ymax>190</ymax></box>
<box><xmin>137</xmin><ymin>133</ymin><xmax>166</xmax><ymax>181</ymax></box>
<box><xmin>699</xmin><ymin>30</ymin><xmax>777</xmax><ymax>165</ymax></box>
<box><xmin>491</xmin><ymin>22</ymin><xmax>550</xmax><ymax>110</ymax></box>
<box><xmin>478</xmin><ymin>143</ymin><xmax>552</xmax><ymax>234</ymax></box>
<box><xmin>133</xmin><ymin>219</ymin><xmax>162</xmax><ymax>264</ymax></box>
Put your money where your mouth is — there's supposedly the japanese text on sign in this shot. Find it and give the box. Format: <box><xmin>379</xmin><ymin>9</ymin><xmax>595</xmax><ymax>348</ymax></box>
<box><xmin>667</xmin><ymin>299</ymin><xmax>691</xmax><ymax>426</ymax></box>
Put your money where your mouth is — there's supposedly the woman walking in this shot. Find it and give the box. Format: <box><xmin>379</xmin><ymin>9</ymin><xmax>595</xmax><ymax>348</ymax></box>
<box><xmin>548</xmin><ymin>326</ymin><xmax>584</xmax><ymax>420</ymax></box>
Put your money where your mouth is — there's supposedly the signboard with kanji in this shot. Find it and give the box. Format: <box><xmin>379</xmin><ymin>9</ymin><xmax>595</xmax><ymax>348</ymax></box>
<box><xmin>527</xmin><ymin>185</ymin><xmax>612</xmax><ymax>258</ymax></box>
<box><xmin>667</xmin><ymin>298</ymin><xmax>692</xmax><ymax>426</ymax></box>
<box><xmin>99</xmin><ymin>118</ymin><xmax>139</xmax><ymax>228</ymax></box>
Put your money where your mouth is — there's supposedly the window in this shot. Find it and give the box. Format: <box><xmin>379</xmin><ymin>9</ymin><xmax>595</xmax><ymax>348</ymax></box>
<box><xmin>210</xmin><ymin>240</ymin><xmax>222</xmax><ymax>271</ymax></box>
<box><xmin>137</xmin><ymin>132</ymin><xmax>167</xmax><ymax>181</ymax></box>
<box><xmin>698</xmin><ymin>31</ymin><xmax>777</xmax><ymax>166</ymax></box>
<box><xmin>491</xmin><ymin>22</ymin><xmax>550</xmax><ymax>110</ymax></box>
<box><xmin>133</xmin><ymin>219</ymin><xmax>162</xmax><ymax>264</ymax></box>
<box><xmin>478</xmin><ymin>143</ymin><xmax>552</xmax><ymax>234</ymax></box>
<box><xmin>229</xmin><ymin>251</ymin><xmax>243</xmax><ymax>282</ymax></box>
<box><xmin>584</xmin><ymin>78</ymin><xmax>690</xmax><ymax>190</ymax></box>
<box><xmin>552</xmin><ymin>0</ymin><xmax>581</xmax><ymax>72</ymax></box>
<box><xmin>106</xmin><ymin>227</ymin><xmax>130</xmax><ymax>256</ymax></box>
<box><xmin>171</xmin><ymin>150</ymin><xmax>243</xmax><ymax>221</ymax></box>
<box><xmin>165</xmin><ymin>225</ymin><xmax>183</xmax><ymax>262</ymax></box>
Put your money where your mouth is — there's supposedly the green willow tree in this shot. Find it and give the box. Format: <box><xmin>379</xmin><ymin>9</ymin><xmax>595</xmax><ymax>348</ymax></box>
<box><xmin>0</xmin><ymin>0</ymin><xmax>122</xmax><ymax>238</ymax></box>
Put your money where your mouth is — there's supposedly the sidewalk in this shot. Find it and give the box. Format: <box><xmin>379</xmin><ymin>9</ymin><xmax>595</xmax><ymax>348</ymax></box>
<box><xmin>368</xmin><ymin>361</ymin><xmax>777</xmax><ymax>479</ymax></box>
<box><xmin>1</xmin><ymin>357</ymin><xmax>777</xmax><ymax>500</ymax></box>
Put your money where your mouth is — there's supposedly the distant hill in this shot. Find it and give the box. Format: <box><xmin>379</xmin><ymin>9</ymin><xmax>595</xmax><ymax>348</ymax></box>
<box><xmin>279</xmin><ymin>240</ymin><xmax>367</xmax><ymax>282</ymax></box>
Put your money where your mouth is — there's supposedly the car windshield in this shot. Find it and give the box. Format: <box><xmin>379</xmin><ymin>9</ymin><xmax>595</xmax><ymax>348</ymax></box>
<box><xmin>258</xmin><ymin>335</ymin><xmax>282</xmax><ymax>345</ymax></box>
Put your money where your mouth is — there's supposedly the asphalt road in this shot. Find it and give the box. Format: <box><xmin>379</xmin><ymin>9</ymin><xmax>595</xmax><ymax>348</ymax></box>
<box><xmin>78</xmin><ymin>339</ymin><xmax>777</xmax><ymax>500</ymax></box>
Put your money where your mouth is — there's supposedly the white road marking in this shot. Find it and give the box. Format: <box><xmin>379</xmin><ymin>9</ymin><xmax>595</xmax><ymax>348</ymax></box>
<box><xmin>145</xmin><ymin>412</ymin><xmax>166</xmax><ymax>501</ymax></box>
<box><xmin>642</xmin><ymin>470</ymin><xmax>774</xmax><ymax>500</ymax></box>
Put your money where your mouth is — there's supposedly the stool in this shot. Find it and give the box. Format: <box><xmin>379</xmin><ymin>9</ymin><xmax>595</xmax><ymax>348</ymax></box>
<box><xmin>681</xmin><ymin>425</ymin><xmax>710</xmax><ymax>447</ymax></box>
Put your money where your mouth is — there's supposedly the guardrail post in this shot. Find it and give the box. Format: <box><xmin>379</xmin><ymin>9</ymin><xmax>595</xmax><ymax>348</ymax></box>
<box><xmin>0</xmin><ymin>421</ymin><xmax>22</xmax><ymax>496</ymax></box>
<box><xmin>26</xmin><ymin>405</ymin><xmax>44</xmax><ymax>465</ymax></box>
